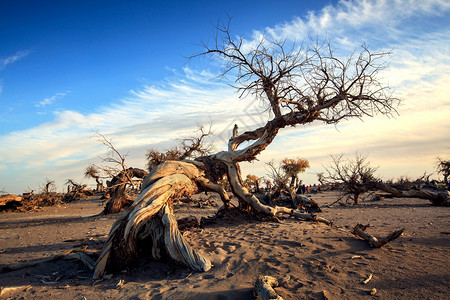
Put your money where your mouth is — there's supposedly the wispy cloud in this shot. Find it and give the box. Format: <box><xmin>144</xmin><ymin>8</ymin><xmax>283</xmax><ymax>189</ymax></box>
<box><xmin>35</xmin><ymin>91</ymin><xmax>71</xmax><ymax>107</ymax></box>
<box><xmin>0</xmin><ymin>69</ymin><xmax>267</xmax><ymax>192</ymax></box>
<box><xmin>0</xmin><ymin>50</ymin><xmax>31</xmax><ymax>71</ymax></box>
<box><xmin>263</xmin><ymin>0</ymin><xmax>450</xmax><ymax>42</ymax></box>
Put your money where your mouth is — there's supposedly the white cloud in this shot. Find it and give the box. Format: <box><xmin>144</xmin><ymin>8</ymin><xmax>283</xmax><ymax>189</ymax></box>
<box><xmin>35</xmin><ymin>91</ymin><xmax>71</xmax><ymax>107</ymax></box>
<box><xmin>0</xmin><ymin>50</ymin><xmax>31</xmax><ymax>71</ymax></box>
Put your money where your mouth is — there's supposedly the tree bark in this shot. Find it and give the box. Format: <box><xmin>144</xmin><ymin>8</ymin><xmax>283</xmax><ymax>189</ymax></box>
<box><xmin>94</xmin><ymin>163</ymin><xmax>213</xmax><ymax>278</ymax></box>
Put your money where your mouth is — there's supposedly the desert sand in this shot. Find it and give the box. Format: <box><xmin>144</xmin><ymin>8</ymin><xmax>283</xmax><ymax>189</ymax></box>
<box><xmin>0</xmin><ymin>191</ymin><xmax>449</xmax><ymax>299</ymax></box>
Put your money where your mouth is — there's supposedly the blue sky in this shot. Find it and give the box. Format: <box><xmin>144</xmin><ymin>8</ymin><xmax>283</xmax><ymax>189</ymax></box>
<box><xmin>1</xmin><ymin>0</ymin><xmax>449</xmax><ymax>194</ymax></box>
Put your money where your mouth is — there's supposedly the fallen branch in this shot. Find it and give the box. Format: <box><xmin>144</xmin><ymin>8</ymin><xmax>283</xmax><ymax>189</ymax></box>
<box><xmin>363</xmin><ymin>273</ymin><xmax>373</xmax><ymax>284</ymax></box>
<box><xmin>255</xmin><ymin>275</ymin><xmax>284</xmax><ymax>300</ymax></box>
<box><xmin>351</xmin><ymin>224</ymin><xmax>404</xmax><ymax>248</ymax></box>
<box><xmin>378</xmin><ymin>184</ymin><xmax>450</xmax><ymax>206</ymax></box>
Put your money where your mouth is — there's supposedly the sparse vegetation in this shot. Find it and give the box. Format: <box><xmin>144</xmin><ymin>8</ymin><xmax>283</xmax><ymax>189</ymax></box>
<box><xmin>320</xmin><ymin>153</ymin><xmax>379</xmax><ymax>205</ymax></box>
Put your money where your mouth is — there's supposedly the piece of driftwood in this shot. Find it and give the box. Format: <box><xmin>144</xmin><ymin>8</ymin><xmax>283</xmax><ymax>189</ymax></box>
<box><xmin>352</xmin><ymin>224</ymin><xmax>404</xmax><ymax>248</ymax></box>
<box><xmin>255</xmin><ymin>275</ymin><xmax>284</xmax><ymax>300</ymax></box>
<box><xmin>1</xmin><ymin>249</ymin><xmax>98</xmax><ymax>273</ymax></box>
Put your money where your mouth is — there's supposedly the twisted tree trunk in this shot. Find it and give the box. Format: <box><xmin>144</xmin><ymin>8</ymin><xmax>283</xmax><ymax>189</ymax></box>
<box><xmin>94</xmin><ymin>124</ymin><xmax>331</xmax><ymax>278</ymax></box>
<box><xmin>94</xmin><ymin>167</ymin><xmax>212</xmax><ymax>277</ymax></box>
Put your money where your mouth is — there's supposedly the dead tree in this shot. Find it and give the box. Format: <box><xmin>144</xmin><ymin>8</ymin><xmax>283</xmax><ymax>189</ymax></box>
<box><xmin>146</xmin><ymin>124</ymin><xmax>213</xmax><ymax>171</ymax></box>
<box><xmin>94</xmin><ymin>23</ymin><xmax>398</xmax><ymax>277</ymax></box>
<box><xmin>94</xmin><ymin>132</ymin><xmax>148</xmax><ymax>214</ymax></box>
<box><xmin>103</xmin><ymin>167</ymin><xmax>148</xmax><ymax>214</ymax></box>
<box><xmin>437</xmin><ymin>157</ymin><xmax>450</xmax><ymax>184</ymax></box>
<box><xmin>84</xmin><ymin>164</ymin><xmax>104</xmax><ymax>192</ymax></box>
<box><xmin>378</xmin><ymin>183</ymin><xmax>449</xmax><ymax>206</ymax></box>
<box><xmin>64</xmin><ymin>179</ymin><xmax>92</xmax><ymax>202</ymax></box>
<box><xmin>266</xmin><ymin>161</ymin><xmax>290</xmax><ymax>198</ymax></box>
<box><xmin>320</xmin><ymin>154</ymin><xmax>380</xmax><ymax>205</ymax></box>
<box><xmin>265</xmin><ymin>160</ymin><xmax>321</xmax><ymax>212</ymax></box>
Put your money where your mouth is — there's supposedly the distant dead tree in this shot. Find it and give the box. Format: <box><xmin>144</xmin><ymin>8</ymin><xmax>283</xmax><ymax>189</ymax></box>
<box><xmin>84</xmin><ymin>164</ymin><xmax>104</xmax><ymax>192</ymax></box>
<box><xmin>64</xmin><ymin>179</ymin><xmax>93</xmax><ymax>202</ymax></box>
<box><xmin>321</xmin><ymin>154</ymin><xmax>379</xmax><ymax>205</ymax></box>
<box><xmin>94</xmin><ymin>132</ymin><xmax>148</xmax><ymax>214</ymax></box>
<box><xmin>281</xmin><ymin>158</ymin><xmax>310</xmax><ymax>188</ymax></box>
<box><xmin>266</xmin><ymin>160</ymin><xmax>321</xmax><ymax>212</ymax></box>
<box><xmin>437</xmin><ymin>157</ymin><xmax>450</xmax><ymax>183</ymax></box>
<box><xmin>42</xmin><ymin>179</ymin><xmax>56</xmax><ymax>194</ymax></box>
<box><xmin>266</xmin><ymin>160</ymin><xmax>290</xmax><ymax>197</ymax></box>
<box><xmin>94</xmin><ymin>22</ymin><xmax>398</xmax><ymax>278</ymax></box>
<box><xmin>146</xmin><ymin>124</ymin><xmax>213</xmax><ymax>171</ymax></box>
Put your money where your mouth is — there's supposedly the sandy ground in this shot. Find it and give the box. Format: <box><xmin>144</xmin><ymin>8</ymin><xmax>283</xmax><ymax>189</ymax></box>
<box><xmin>0</xmin><ymin>191</ymin><xmax>449</xmax><ymax>299</ymax></box>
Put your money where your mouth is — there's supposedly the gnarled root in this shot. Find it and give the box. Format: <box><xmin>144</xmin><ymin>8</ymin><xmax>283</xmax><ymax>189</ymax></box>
<box><xmin>93</xmin><ymin>171</ymin><xmax>211</xmax><ymax>278</ymax></box>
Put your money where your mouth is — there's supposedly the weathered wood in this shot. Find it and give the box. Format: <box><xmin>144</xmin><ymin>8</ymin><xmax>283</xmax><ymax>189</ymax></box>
<box><xmin>224</xmin><ymin>161</ymin><xmax>331</xmax><ymax>225</ymax></box>
<box><xmin>0</xmin><ymin>285</ymin><xmax>31</xmax><ymax>297</ymax></box>
<box><xmin>378</xmin><ymin>184</ymin><xmax>449</xmax><ymax>206</ymax></box>
<box><xmin>255</xmin><ymin>275</ymin><xmax>284</xmax><ymax>300</ymax></box>
<box><xmin>352</xmin><ymin>224</ymin><xmax>404</xmax><ymax>248</ymax></box>
<box><xmin>94</xmin><ymin>172</ymin><xmax>211</xmax><ymax>278</ymax></box>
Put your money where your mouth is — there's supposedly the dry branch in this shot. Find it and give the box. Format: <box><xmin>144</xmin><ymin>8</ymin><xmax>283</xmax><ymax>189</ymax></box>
<box><xmin>352</xmin><ymin>224</ymin><xmax>404</xmax><ymax>248</ymax></box>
